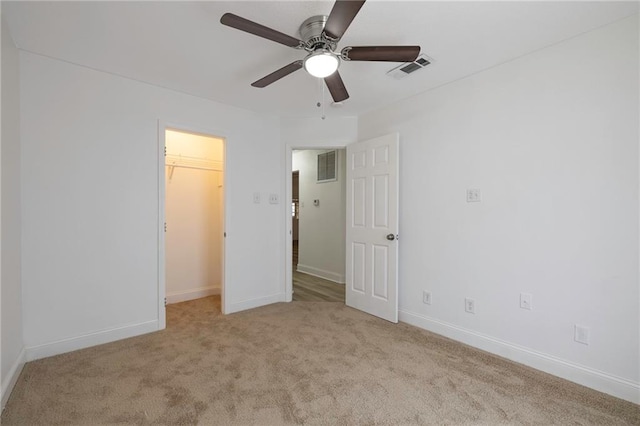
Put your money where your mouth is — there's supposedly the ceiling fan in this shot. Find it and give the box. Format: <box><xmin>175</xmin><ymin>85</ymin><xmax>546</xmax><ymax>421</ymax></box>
<box><xmin>220</xmin><ymin>0</ymin><xmax>420</xmax><ymax>103</ymax></box>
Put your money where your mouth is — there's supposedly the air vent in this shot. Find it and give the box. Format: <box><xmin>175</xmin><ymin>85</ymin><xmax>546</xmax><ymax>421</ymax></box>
<box><xmin>386</xmin><ymin>54</ymin><xmax>434</xmax><ymax>80</ymax></box>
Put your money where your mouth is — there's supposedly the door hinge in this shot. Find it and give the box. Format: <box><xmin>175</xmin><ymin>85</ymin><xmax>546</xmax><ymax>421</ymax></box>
<box><xmin>164</xmin><ymin>222</ymin><xmax>167</xmax><ymax>232</ymax></box>
<box><xmin>164</xmin><ymin>297</ymin><xmax>167</xmax><ymax>306</ymax></box>
<box><xmin>164</xmin><ymin>146</ymin><xmax>167</xmax><ymax>157</ymax></box>
<box><xmin>224</xmin><ymin>232</ymin><xmax>227</xmax><ymax>238</ymax></box>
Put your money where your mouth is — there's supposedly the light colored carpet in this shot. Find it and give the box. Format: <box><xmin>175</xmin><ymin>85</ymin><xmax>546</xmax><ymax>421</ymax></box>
<box><xmin>2</xmin><ymin>296</ymin><xmax>638</xmax><ymax>425</ymax></box>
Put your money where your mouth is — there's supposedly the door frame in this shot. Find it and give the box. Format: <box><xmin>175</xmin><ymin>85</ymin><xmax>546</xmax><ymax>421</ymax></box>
<box><xmin>284</xmin><ymin>144</ymin><xmax>347</xmax><ymax>302</ymax></box>
<box><xmin>158</xmin><ymin>120</ymin><xmax>228</xmax><ymax>329</ymax></box>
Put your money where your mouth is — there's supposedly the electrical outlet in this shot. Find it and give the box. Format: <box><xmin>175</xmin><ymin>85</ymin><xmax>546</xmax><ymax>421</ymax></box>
<box><xmin>465</xmin><ymin>298</ymin><xmax>475</xmax><ymax>314</ymax></box>
<box><xmin>269</xmin><ymin>193</ymin><xmax>279</xmax><ymax>204</ymax></box>
<box><xmin>253</xmin><ymin>192</ymin><xmax>261</xmax><ymax>204</ymax></box>
<box><xmin>574</xmin><ymin>325</ymin><xmax>590</xmax><ymax>345</ymax></box>
<box><xmin>423</xmin><ymin>291</ymin><xmax>432</xmax><ymax>305</ymax></box>
<box><xmin>520</xmin><ymin>293</ymin><xmax>532</xmax><ymax>310</ymax></box>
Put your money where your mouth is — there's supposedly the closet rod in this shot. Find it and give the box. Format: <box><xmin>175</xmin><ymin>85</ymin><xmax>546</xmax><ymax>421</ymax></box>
<box><xmin>166</xmin><ymin>164</ymin><xmax>222</xmax><ymax>172</ymax></box>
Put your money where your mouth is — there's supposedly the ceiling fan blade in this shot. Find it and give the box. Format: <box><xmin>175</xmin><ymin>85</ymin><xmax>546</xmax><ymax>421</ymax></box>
<box><xmin>251</xmin><ymin>61</ymin><xmax>303</xmax><ymax>88</ymax></box>
<box><xmin>342</xmin><ymin>46</ymin><xmax>420</xmax><ymax>62</ymax></box>
<box><xmin>323</xmin><ymin>0</ymin><xmax>366</xmax><ymax>41</ymax></box>
<box><xmin>220</xmin><ymin>13</ymin><xmax>303</xmax><ymax>48</ymax></box>
<box><xmin>324</xmin><ymin>71</ymin><xmax>349</xmax><ymax>103</ymax></box>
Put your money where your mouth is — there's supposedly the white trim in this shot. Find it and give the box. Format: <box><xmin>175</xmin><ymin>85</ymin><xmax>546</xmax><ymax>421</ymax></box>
<box><xmin>285</xmin><ymin>145</ymin><xmax>293</xmax><ymax>302</ymax></box>
<box><xmin>166</xmin><ymin>286</ymin><xmax>220</xmax><ymax>305</ymax></box>
<box><xmin>1</xmin><ymin>347</ymin><xmax>26</xmax><ymax>410</ymax></box>
<box><xmin>295</xmin><ymin>264</ymin><xmax>345</xmax><ymax>284</ymax></box>
<box><xmin>399</xmin><ymin>309</ymin><xmax>640</xmax><ymax>404</ymax></box>
<box><xmin>157</xmin><ymin>120</ymin><xmax>167</xmax><ymax>330</ymax></box>
<box><xmin>25</xmin><ymin>320</ymin><xmax>159</xmax><ymax>362</ymax></box>
<box><xmin>226</xmin><ymin>293</ymin><xmax>286</xmax><ymax>314</ymax></box>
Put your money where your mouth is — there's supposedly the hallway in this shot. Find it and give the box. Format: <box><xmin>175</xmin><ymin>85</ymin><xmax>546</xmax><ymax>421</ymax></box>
<box><xmin>292</xmin><ymin>241</ymin><xmax>345</xmax><ymax>302</ymax></box>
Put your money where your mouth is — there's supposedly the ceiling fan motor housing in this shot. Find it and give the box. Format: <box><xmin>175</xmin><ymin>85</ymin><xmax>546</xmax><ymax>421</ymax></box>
<box><xmin>299</xmin><ymin>15</ymin><xmax>337</xmax><ymax>51</ymax></box>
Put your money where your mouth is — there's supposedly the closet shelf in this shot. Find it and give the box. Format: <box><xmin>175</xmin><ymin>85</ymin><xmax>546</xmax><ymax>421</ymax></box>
<box><xmin>165</xmin><ymin>154</ymin><xmax>223</xmax><ymax>172</ymax></box>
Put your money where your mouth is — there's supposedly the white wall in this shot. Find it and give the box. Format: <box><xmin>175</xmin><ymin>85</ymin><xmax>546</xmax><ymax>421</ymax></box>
<box><xmin>1</xmin><ymin>12</ymin><xmax>25</xmax><ymax>409</ymax></box>
<box><xmin>281</xmin><ymin>116</ymin><xmax>358</xmax><ymax>149</ymax></box>
<box><xmin>19</xmin><ymin>51</ymin><xmax>285</xmax><ymax>360</ymax></box>
<box><xmin>359</xmin><ymin>15</ymin><xmax>639</xmax><ymax>403</ymax></box>
<box><xmin>292</xmin><ymin>149</ymin><xmax>346</xmax><ymax>283</ymax></box>
<box><xmin>165</xmin><ymin>130</ymin><xmax>223</xmax><ymax>303</ymax></box>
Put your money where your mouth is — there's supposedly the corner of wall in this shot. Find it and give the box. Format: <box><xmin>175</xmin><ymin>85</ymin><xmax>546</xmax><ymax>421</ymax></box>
<box><xmin>1</xmin><ymin>10</ymin><xmax>25</xmax><ymax>411</ymax></box>
<box><xmin>1</xmin><ymin>347</ymin><xmax>25</xmax><ymax>410</ymax></box>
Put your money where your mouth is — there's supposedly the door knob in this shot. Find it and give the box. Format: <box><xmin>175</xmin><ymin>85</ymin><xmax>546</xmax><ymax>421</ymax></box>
<box><xmin>386</xmin><ymin>234</ymin><xmax>396</xmax><ymax>241</ymax></box>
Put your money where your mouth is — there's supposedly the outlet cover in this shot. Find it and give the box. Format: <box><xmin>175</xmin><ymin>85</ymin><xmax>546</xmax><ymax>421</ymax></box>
<box><xmin>423</xmin><ymin>291</ymin><xmax>432</xmax><ymax>305</ymax></box>
<box><xmin>574</xmin><ymin>325</ymin><xmax>590</xmax><ymax>345</ymax></box>
<box><xmin>466</xmin><ymin>188</ymin><xmax>481</xmax><ymax>203</ymax></box>
<box><xmin>269</xmin><ymin>194</ymin><xmax>279</xmax><ymax>204</ymax></box>
<box><xmin>465</xmin><ymin>298</ymin><xmax>475</xmax><ymax>314</ymax></box>
<box><xmin>253</xmin><ymin>192</ymin><xmax>261</xmax><ymax>204</ymax></box>
<box><xmin>520</xmin><ymin>293</ymin><xmax>532</xmax><ymax>310</ymax></box>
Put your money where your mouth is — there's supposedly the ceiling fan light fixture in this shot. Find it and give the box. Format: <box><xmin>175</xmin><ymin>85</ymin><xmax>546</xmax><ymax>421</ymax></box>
<box><xmin>304</xmin><ymin>50</ymin><xmax>339</xmax><ymax>78</ymax></box>
<box><xmin>221</xmin><ymin>3</ymin><xmax>422</xmax><ymax>103</ymax></box>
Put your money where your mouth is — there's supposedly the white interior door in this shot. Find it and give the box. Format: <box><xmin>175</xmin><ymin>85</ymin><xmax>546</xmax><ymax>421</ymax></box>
<box><xmin>346</xmin><ymin>133</ymin><xmax>399</xmax><ymax>323</ymax></box>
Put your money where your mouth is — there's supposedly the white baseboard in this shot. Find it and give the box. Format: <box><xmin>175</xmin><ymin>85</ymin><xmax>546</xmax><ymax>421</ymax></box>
<box><xmin>399</xmin><ymin>309</ymin><xmax>640</xmax><ymax>404</ymax></box>
<box><xmin>226</xmin><ymin>292</ymin><xmax>286</xmax><ymax>314</ymax></box>
<box><xmin>1</xmin><ymin>347</ymin><xmax>26</xmax><ymax>410</ymax></box>
<box><xmin>25</xmin><ymin>320</ymin><xmax>159</xmax><ymax>362</ymax></box>
<box><xmin>296</xmin><ymin>264</ymin><xmax>345</xmax><ymax>284</ymax></box>
<box><xmin>166</xmin><ymin>286</ymin><xmax>220</xmax><ymax>305</ymax></box>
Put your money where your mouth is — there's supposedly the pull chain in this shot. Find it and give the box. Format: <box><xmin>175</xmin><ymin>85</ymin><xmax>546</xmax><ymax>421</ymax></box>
<box><xmin>321</xmin><ymin>81</ymin><xmax>326</xmax><ymax>120</ymax></box>
<box><xmin>316</xmin><ymin>78</ymin><xmax>326</xmax><ymax>120</ymax></box>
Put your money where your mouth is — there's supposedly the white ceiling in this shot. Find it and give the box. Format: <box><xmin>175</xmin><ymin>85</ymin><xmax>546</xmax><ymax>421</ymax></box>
<box><xmin>3</xmin><ymin>1</ymin><xmax>638</xmax><ymax>118</ymax></box>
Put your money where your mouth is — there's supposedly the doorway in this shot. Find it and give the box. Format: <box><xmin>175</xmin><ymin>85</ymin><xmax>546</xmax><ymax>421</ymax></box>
<box><xmin>290</xmin><ymin>149</ymin><xmax>346</xmax><ymax>302</ymax></box>
<box><xmin>285</xmin><ymin>134</ymin><xmax>400</xmax><ymax>321</ymax></box>
<box><xmin>161</xmin><ymin>128</ymin><xmax>225</xmax><ymax>320</ymax></box>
